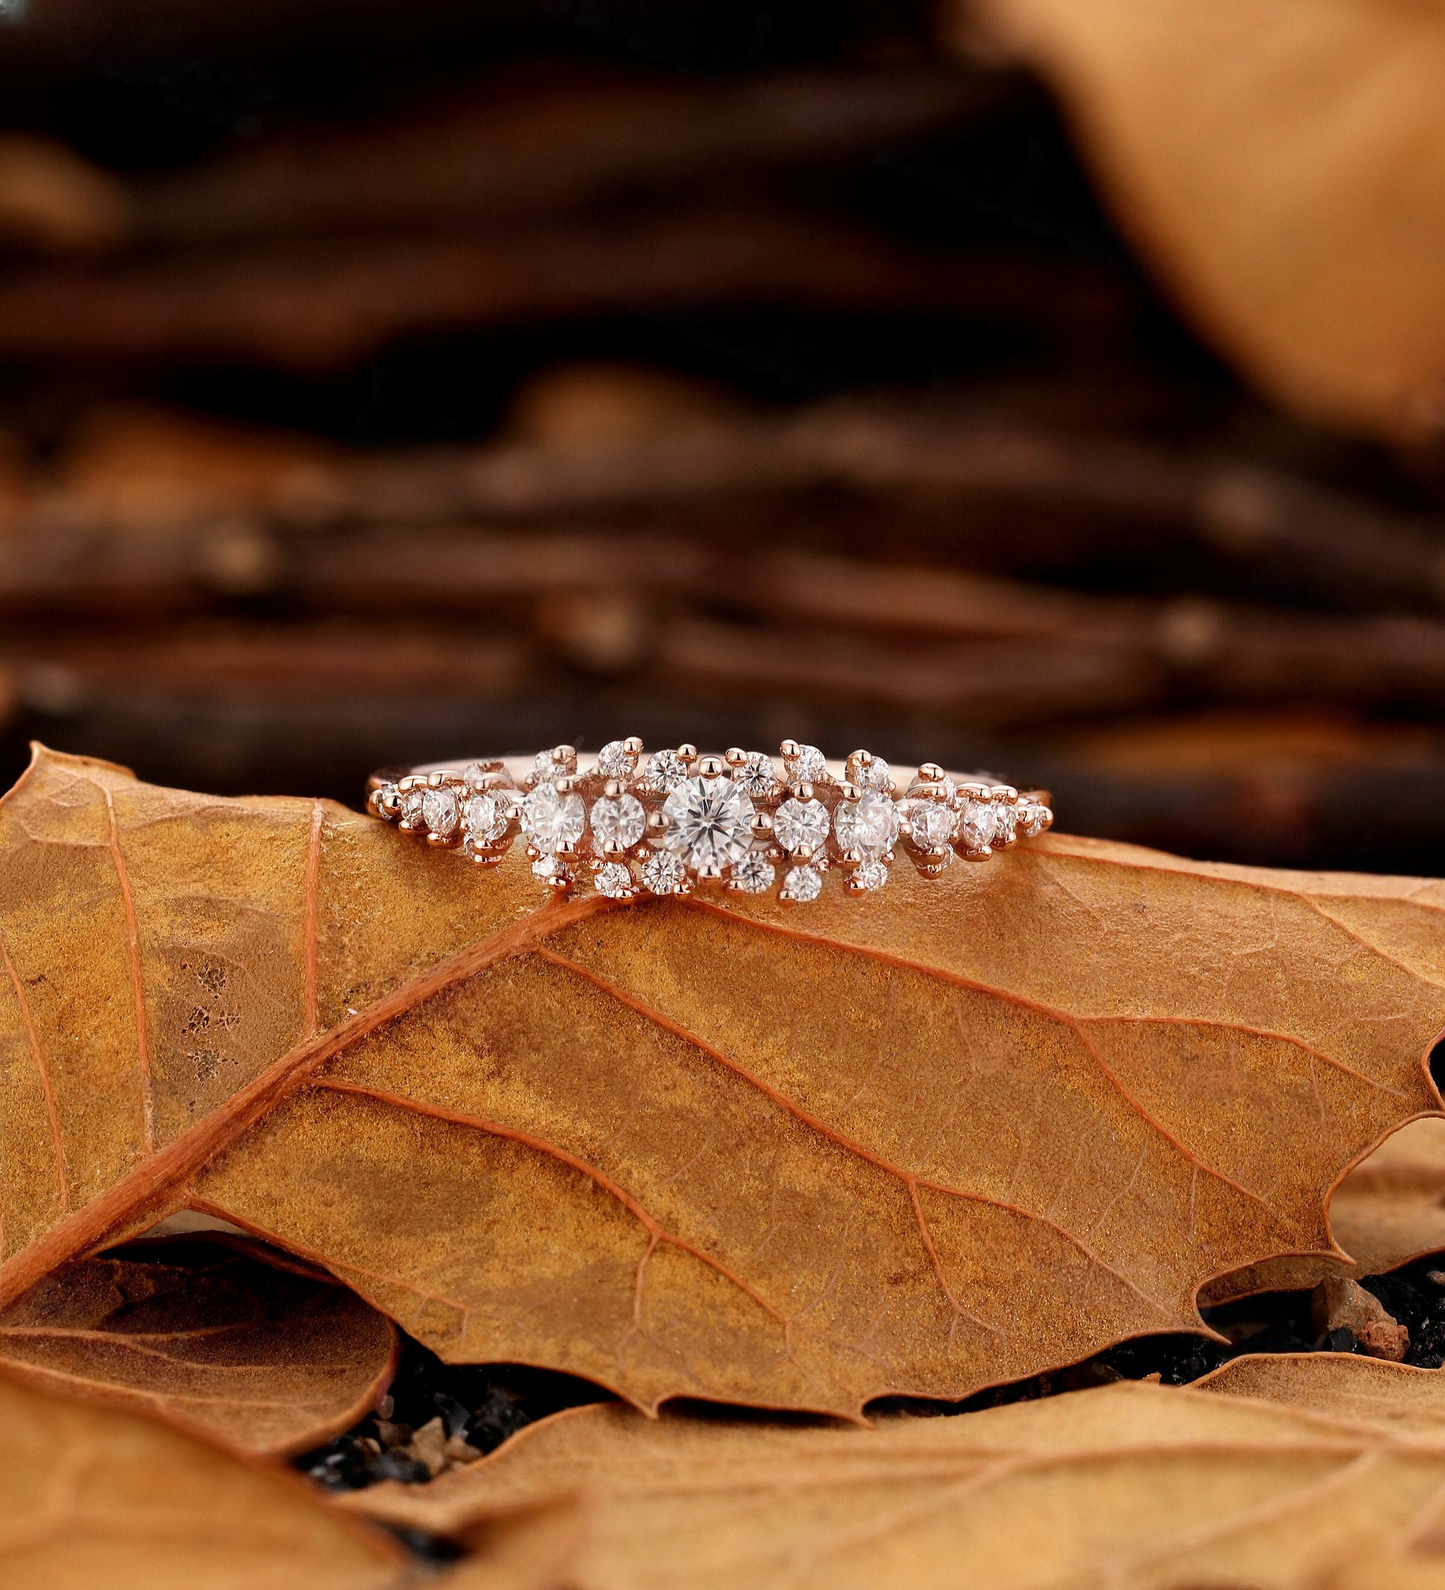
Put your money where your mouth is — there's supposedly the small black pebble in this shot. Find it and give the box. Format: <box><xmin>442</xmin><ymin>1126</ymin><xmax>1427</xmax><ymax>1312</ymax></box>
<box><xmin>371</xmin><ymin>1450</ymin><xmax>432</xmax><ymax>1484</ymax></box>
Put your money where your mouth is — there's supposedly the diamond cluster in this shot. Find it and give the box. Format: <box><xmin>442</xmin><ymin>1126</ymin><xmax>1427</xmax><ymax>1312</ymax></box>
<box><xmin>370</xmin><ymin>739</ymin><xmax>1053</xmax><ymax>903</ymax></box>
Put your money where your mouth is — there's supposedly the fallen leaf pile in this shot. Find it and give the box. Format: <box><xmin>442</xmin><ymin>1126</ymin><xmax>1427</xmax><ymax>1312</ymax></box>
<box><xmin>5</xmin><ymin>745</ymin><xmax>1445</xmax><ymax>1585</ymax></box>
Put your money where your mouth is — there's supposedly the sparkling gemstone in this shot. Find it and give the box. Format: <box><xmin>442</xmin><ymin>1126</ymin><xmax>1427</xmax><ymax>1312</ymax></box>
<box><xmin>774</xmin><ymin>797</ymin><xmax>830</xmax><ymax>854</ymax></box>
<box><xmin>462</xmin><ymin>761</ymin><xmax>493</xmax><ymax>789</ymax></box>
<box><xmin>521</xmin><ymin>782</ymin><xmax>585</xmax><ymax>853</ymax></box>
<box><xmin>590</xmin><ymin>793</ymin><xmax>645</xmax><ymax>849</ymax></box>
<box><xmin>852</xmin><ymin>755</ymin><xmax>892</xmax><ymax>792</ymax></box>
<box><xmin>787</xmin><ymin>744</ymin><xmax>828</xmax><ymax>786</ymax></box>
<box><xmin>833</xmin><ymin>790</ymin><xmax>899</xmax><ymax>858</ymax></box>
<box><xmin>465</xmin><ymin>791</ymin><xmax>508</xmax><ymax>845</ymax></box>
<box><xmin>909</xmin><ymin>799</ymin><xmax>955</xmax><ymax>850</ymax></box>
<box><xmin>993</xmin><ymin>803</ymin><xmax>1019</xmax><ymax>845</ymax></box>
<box><xmin>532</xmin><ymin>855</ymin><xmax>569</xmax><ymax>885</ymax></box>
<box><xmin>642</xmin><ymin>749</ymin><xmax>689</xmax><ymax>794</ymax></box>
<box><xmin>596</xmin><ymin>739</ymin><xmax>638</xmax><ymax>780</ymax></box>
<box><xmin>957</xmin><ymin>801</ymin><xmax>997</xmax><ymax>851</ymax></box>
<box><xmin>732</xmin><ymin>751</ymin><xmax>779</xmax><ymax>798</ymax></box>
<box><xmin>852</xmin><ymin>859</ymin><xmax>888</xmax><ymax>891</ymax></box>
<box><xmin>1018</xmin><ymin>801</ymin><xmax>1052</xmax><ymax>838</ymax></box>
<box><xmin>782</xmin><ymin>864</ymin><xmax>823</xmax><ymax>902</ymax></box>
<box><xmin>730</xmin><ymin>851</ymin><xmax>776</xmax><ymax>894</ymax></box>
<box><xmin>661</xmin><ymin>776</ymin><xmax>755</xmax><ymax>871</ymax></box>
<box><xmin>640</xmin><ymin>852</ymin><xmax>686</xmax><ymax>894</ymax></box>
<box><xmin>593</xmin><ymin>863</ymin><xmax>633</xmax><ymax>898</ymax></box>
<box><xmin>531</xmin><ymin>749</ymin><xmax>559</xmax><ymax>780</ymax></box>
<box><xmin>421</xmin><ymin>787</ymin><xmax>460</xmax><ymax>838</ymax></box>
<box><xmin>399</xmin><ymin>787</ymin><xmax>427</xmax><ymax>825</ymax></box>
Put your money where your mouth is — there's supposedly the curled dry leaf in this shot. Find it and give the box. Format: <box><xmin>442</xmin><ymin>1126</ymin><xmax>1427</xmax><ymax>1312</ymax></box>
<box><xmin>1197</xmin><ymin>1350</ymin><xmax>1445</xmax><ymax>1442</ymax></box>
<box><xmin>342</xmin><ymin>1381</ymin><xmax>1445</xmax><ymax>1589</ymax></box>
<box><xmin>966</xmin><ymin>0</ymin><xmax>1445</xmax><ymax>440</ymax></box>
<box><xmin>1205</xmin><ymin>1117</ymin><xmax>1445</xmax><ymax>1303</ymax></box>
<box><xmin>0</xmin><ymin>747</ymin><xmax>1442</xmax><ymax>1416</ymax></box>
<box><xmin>0</xmin><ymin>1363</ymin><xmax>404</xmax><ymax>1589</ymax></box>
<box><xmin>0</xmin><ymin>1243</ymin><xmax>398</xmax><ymax>1455</ymax></box>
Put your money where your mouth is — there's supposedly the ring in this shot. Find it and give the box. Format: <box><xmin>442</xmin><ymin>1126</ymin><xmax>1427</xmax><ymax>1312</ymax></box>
<box><xmin>367</xmin><ymin>740</ymin><xmax>1052</xmax><ymax>903</ymax></box>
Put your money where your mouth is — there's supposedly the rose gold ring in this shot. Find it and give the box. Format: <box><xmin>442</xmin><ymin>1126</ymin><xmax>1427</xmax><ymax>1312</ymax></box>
<box><xmin>367</xmin><ymin>739</ymin><xmax>1052</xmax><ymax>903</ymax></box>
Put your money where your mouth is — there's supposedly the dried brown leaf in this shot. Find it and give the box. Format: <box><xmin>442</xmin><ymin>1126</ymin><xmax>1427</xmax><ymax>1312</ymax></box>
<box><xmin>0</xmin><ymin>1243</ymin><xmax>397</xmax><ymax>1454</ymax></box>
<box><xmin>0</xmin><ymin>1363</ymin><xmax>405</xmax><ymax>1589</ymax></box>
<box><xmin>1197</xmin><ymin>1350</ymin><xmax>1445</xmax><ymax>1442</ymax></box>
<box><xmin>968</xmin><ymin>0</ymin><xmax>1445</xmax><ymax>439</ymax></box>
<box><xmin>341</xmin><ymin>1382</ymin><xmax>1445</xmax><ymax>1588</ymax></box>
<box><xmin>1205</xmin><ymin>1117</ymin><xmax>1445</xmax><ymax>1303</ymax></box>
<box><xmin>1</xmin><ymin>747</ymin><xmax>1442</xmax><ymax>1416</ymax></box>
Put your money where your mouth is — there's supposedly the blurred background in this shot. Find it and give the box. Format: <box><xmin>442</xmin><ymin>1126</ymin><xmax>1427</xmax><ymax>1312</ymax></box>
<box><xmin>0</xmin><ymin>0</ymin><xmax>1443</xmax><ymax>873</ymax></box>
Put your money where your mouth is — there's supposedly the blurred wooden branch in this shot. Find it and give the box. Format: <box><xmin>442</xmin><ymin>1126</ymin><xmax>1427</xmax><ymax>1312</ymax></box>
<box><xmin>128</xmin><ymin>62</ymin><xmax>1019</xmax><ymax>246</ymax></box>
<box><xmin>0</xmin><ymin>214</ymin><xmax>1120</xmax><ymax>369</ymax></box>
<box><xmin>11</xmin><ymin>397</ymin><xmax>1444</xmax><ymax>616</ymax></box>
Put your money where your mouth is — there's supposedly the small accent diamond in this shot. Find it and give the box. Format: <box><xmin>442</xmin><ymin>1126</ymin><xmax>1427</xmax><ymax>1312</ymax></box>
<box><xmin>786</xmin><ymin>744</ymin><xmax>828</xmax><ymax>786</ymax></box>
<box><xmin>590</xmin><ymin>793</ymin><xmax>645</xmax><ymax>849</ymax></box>
<box><xmin>774</xmin><ymin>797</ymin><xmax>830</xmax><ymax>854</ymax></box>
<box><xmin>1018</xmin><ymin>801</ymin><xmax>1052</xmax><ymax>838</ymax></box>
<box><xmin>642</xmin><ymin>749</ymin><xmax>689</xmax><ymax>794</ymax></box>
<box><xmin>521</xmin><ymin>782</ymin><xmax>585</xmax><ymax>853</ymax></box>
<box><xmin>993</xmin><ymin>803</ymin><xmax>1018</xmax><ymax>845</ymax></box>
<box><xmin>958</xmin><ymin>801</ymin><xmax>997</xmax><ymax>851</ymax></box>
<box><xmin>462</xmin><ymin>761</ymin><xmax>494</xmax><ymax>789</ymax></box>
<box><xmin>853</xmin><ymin>756</ymin><xmax>892</xmax><ymax>792</ymax></box>
<box><xmin>640</xmin><ymin>852</ymin><xmax>686</xmax><ymax>894</ymax></box>
<box><xmin>465</xmin><ymin>791</ymin><xmax>509</xmax><ymax>845</ymax></box>
<box><xmin>852</xmin><ymin>859</ymin><xmax>888</xmax><ymax>891</ymax></box>
<box><xmin>421</xmin><ymin>787</ymin><xmax>459</xmax><ymax>838</ymax></box>
<box><xmin>834</xmin><ymin>790</ymin><xmax>899</xmax><ymax>857</ymax></box>
<box><xmin>730</xmin><ymin>851</ymin><xmax>775</xmax><ymax>894</ymax></box>
<box><xmin>733</xmin><ymin>750</ymin><xmax>779</xmax><ymax>798</ymax></box>
<box><xmin>532</xmin><ymin>855</ymin><xmax>569</xmax><ymax>885</ymax></box>
<box><xmin>782</xmin><ymin>864</ymin><xmax>823</xmax><ymax>902</ymax></box>
<box><xmin>399</xmin><ymin>787</ymin><xmax>427</xmax><ymax>825</ymax></box>
<box><xmin>593</xmin><ymin>862</ymin><xmax>633</xmax><ymax>898</ymax></box>
<box><xmin>596</xmin><ymin>739</ymin><xmax>638</xmax><ymax>780</ymax></box>
<box><xmin>909</xmin><ymin>800</ymin><xmax>955</xmax><ymax>850</ymax></box>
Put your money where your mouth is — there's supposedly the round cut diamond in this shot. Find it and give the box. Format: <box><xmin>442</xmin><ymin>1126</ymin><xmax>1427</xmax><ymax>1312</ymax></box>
<box><xmin>787</xmin><ymin>744</ymin><xmax>828</xmax><ymax>786</ymax></box>
<box><xmin>521</xmin><ymin>782</ymin><xmax>585</xmax><ymax>853</ymax></box>
<box><xmin>1018</xmin><ymin>801</ymin><xmax>1052</xmax><ymax>838</ymax></box>
<box><xmin>640</xmin><ymin>852</ymin><xmax>686</xmax><ymax>894</ymax></box>
<box><xmin>532</xmin><ymin>855</ymin><xmax>569</xmax><ymax>885</ymax></box>
<box><xmin>590</xmin><ymin>793</ymin><xmax>645</xmax><ymax>849</ymax></box>
<box><xmin>462</xmin><ymin>761</ymin><xmax>495</xmax><ymax>789</ymax></box>
<box><xmin>421</xmin><ymin>787</ymin><xmax>460</xmax><ymax>838</ymax></box>
<box><xmin>993</xmin><ymin>803</ymin><xmax>1018</xmax><ymax>845</ymax></box>
<box><xmin>465</xmin><ymin>791</ymin><xmax>508</xmax><ymax>845</ymax></box>
<box><xmin>661</xmin><ymin>776</ymin><xmax>755</xmax><ymax>871</ymax></box>
<box><xmin>909</xmin><ymin>799</ymin><xmax>955</xmax><ymax>850</ymax></box>
<box><xmin>642</xmin><ymin>749</ymin><xmax>689</xmax><ymax>794</ymax></box>
<box><xmin>957</xmin><ymin>801</ymin><xmax>997</xmax><ymax>851</ymax></box>
<box><xmin>730</xmin><ymin>851</ymin><xmax>775</xmax><ymax>895</ymax></box>
<box><xmin>852</xmin><ymin>756</ymin><xmax>892</xmax><ymax>792</ymax></box>
<box><xmin>531</xmin><ymin>749</ymin><xmax>559</xmax><ymax>780</ymax></box>
<box><xmin>774</xmin><ymin>797</ymin><xmax>830</xmax><ymax>855</ymax></box>
<box><xmin>593</xmin><ymin>862</ymin><xmax>633</xmax><ymax>898</ymax></box>
<box><xmin>732</xmin><ymin>751</ymin><xmax>779</xmax><ymax>798</ymax></box>
<box><xmin>399</xmin><ymin>787</ymin><xmax>427</xmax><ymax>825</ymax></box>
<box><xmin>852</xmin><ymin>859</ymin><xmax>888</xmax><ymax>891</ymax></box>
<box><xmin>833</xmin><ymin>790</ymin><xmax>899</xmax><ymax>857</ymax></box>
<box><xmin>782</xmin><ymin>864</ymin><xmax>823</xmax><ymax>902</ymax></box>
<box><xmin>596</xmin><ymin>740</ymin><xmax>638</xmax><ymax>780</ymax></box>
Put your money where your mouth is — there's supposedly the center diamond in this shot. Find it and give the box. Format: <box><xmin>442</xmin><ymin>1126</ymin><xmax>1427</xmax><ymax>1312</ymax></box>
<box><xmin>661</xmin><ymin>775</ymin><xmax>755</xmax><ymax>871</ymax></box>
